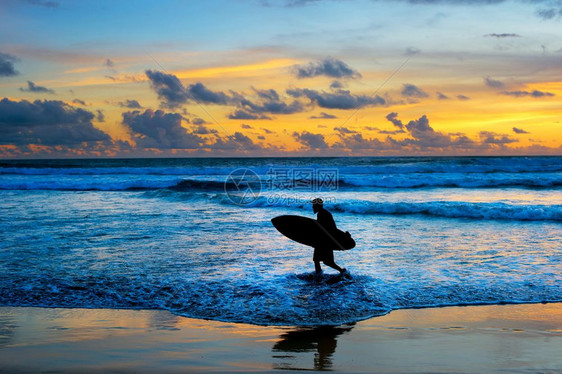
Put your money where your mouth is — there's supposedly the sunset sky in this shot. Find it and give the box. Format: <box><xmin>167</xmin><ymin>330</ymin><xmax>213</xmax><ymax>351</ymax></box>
<box><xmin>1</xmin><ymin>0</ymin><xmax>561</xmax><ymax>157</ymax></box>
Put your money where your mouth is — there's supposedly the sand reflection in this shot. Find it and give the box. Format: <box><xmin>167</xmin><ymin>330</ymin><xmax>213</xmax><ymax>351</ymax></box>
<box><xmin>272</xmin><ymin>325</ymin><xmax>354</xmax><ymax>371</ymax></box>
<box><xmin>0</xmin><ymin>312</ymin><xmax>16</xmax><ymax>348</ymax></box>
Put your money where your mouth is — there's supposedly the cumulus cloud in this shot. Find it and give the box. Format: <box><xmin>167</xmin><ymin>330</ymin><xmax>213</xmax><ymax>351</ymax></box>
<box><xmin>437</xmin><ymin>92</ymin><xmax>450</xmax><ymax>100</ymax></box>
<box><xmin>293</xmin><ymin>131</ymin><xmax>328</xmax><ymax>149</ymax></box>
<box><xmin>309</xmin><ymin>112</ymin><xmax>337</xmax><ymax>119</ymax></box>
<box><xmin>118</xmin><ymin>99</ymin><xmax>142</xmax><ymax>109</ymax></box>
<box><xmin>457</xmin><ymin>94</ymin><xmax>471</xmax><ymax>100</ymax></box>
<box><xmin>145</xmin><ymin>69</ymin><xmax>190</xmax><ymax>109</ymax></box>
<box><xmin>240</xmin><ymin>98</ymin><xmax>303</xmax><ymax>115</ymax></box>
<box><xmin>192</xmin><ymin>125</ymin><xmax>217</xmax><ymax>135</ymax></box>
<box><xmin>192</xmin><ymin>117</ymin><xmax>208</xmax><ymax>125</ymax></box>
<box><xmin>211</xmin><ymin>132</ymin><xmax>261</xmax><ymax>151</ymax></box>
<box><xmin>334</xmin><ymin>126</ymin><xmax>357</xmax><ymax>134</ymax></box>
<box><xmin>95</xmin><ymin>109</ymin><xmax>105</xmax><ymax>122</ymax></box>
<box><xmin>287</xmin><ymin>88</ymin><xmax>385</xmax><ymax>109</ymax></box>
<box><xmin>501</xmin><ymin>90</ymin><xmax>555</xmax><ymax>97</ymax></box>
<box><xmin>19</xmin><ymin>81</ymin><xmax>55</xmax><ymax>94</ymax></box>
<box><xmin>333</xmin><ymin>133</ymin><xmax>385</xmax><ymax>150</ymax></box>
<box><xmin>72</xmin><ymin>99</ymin><xmax>87</xmax><ymax>106</ymax></box>
<box><xmin>513</xmin><ymin>127</ymin><xmax>529</xmax><ymax>134</ymax></box>
<box><xmin>404</xmin><ymin>115</ymin><xmax>457</xmax><ymax>147</ymax></box>
<box><xmin>238</xmin><ymin>88</ymin><xmax>304</xmax><ymax>116</ymax></box>
<box><xmin>479</xmin><ymin>131</ymin><xmax>517</xmax><ymax>145</ymax></box>
<box><xmin>241</xmin><ymin>124</ymin><xmax>253</xmax><ymax>129</ymax></box>
<box><xmin>401</xmin><ymin>83</ymin><xmax>428</xmax><ymax>98</ymax></box>
<box><xmin>328</xmin><ymin>111</ymin><xmax>539</xmax><ymax>155</ymax></box>
<box><xmin>330</xmin><ymin>81</ymin><xmax>344</xmax><ymax>90</ymax></box>
<box><xmin>105</xmin><ymin>58</ymin><xmax>115</xmax><ymax>68</ymax></box>
<box><xmin>122</xmin><ymin>109</ymin><xmax>204</xmax><ymax>149</ymax></box>
<box><xmin>253</xmin><ymin>88</ymin><xmax>280</xmax><ymax>102</ymax></box>
<box><xmin>385</xmin><ymin>112</ymin><xmax>405</xmax><ymax>130</ymax></box>
<box><xmin>378</xmin><ymin>129</ymin><xmax>406</xmax><ymax>135</ymax></box>
<box><xmin>293</xmin><ymin>57</ymin><xmax>362</xmax><ymax>79</ymax></box>
<box><xmin>228</xmin><ymin>109</ymin><xmax>271</xmax><ymax>120</ymax></box>
<box><xmin>105</xmin><ymin>74</ymin><xmax>141</xmax><ymax>83</ymax></box>
<box><xmin>0</xmin><ymin>98</ymin><xmax>110</xmax><ymax>146</ymax></box>
<box><xmin>382</xmin><ymin>113</ymin><xmax>477</xmax><ymax>150</ymax></box>
<box><xmin>187</xmin><ymin>82</ymin><xmax>231</xmax><ymax>105</ymax></box>
<box><xmin>484</xmin><ymin>76</ymin><xmax>505</xmax><ymax>89</ymax></box>
<box><xmin>145</xmin><ymin>69</ymin><xmax>236</xmax><ymax>109</ymax></box>
<box><xmin>0</xmin><ymin>52</ymin><xmax>19</xmax><ymax>77</ymax></box>
<box><xmin>326</xmin><ymin>111</ymin><xmax>535</xmax><ymax>155</ymax></box>
<box><xmin>146</xmin><ymin>70</ymin><xmax>302</xmax><ymax>118</ymax></box>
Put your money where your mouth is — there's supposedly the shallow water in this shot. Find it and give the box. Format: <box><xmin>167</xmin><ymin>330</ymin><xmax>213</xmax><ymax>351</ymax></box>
<box><xmin>0</xmin><ymin>157</ymin><xmax>560</xmax><ymax>325</ymax></box>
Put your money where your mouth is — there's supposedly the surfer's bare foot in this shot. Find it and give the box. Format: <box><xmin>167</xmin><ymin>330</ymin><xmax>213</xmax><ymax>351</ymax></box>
<box><xmin>340</xmin><ymin>268</ymin><xmax>347</xmax><ymax>274</ymax></box>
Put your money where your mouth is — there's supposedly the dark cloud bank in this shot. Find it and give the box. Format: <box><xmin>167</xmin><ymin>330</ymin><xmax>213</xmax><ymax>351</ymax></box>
<box><xmin>287</xmin><ymin>88</ymin><xmax>385</xmax><ymax>109</ymax></box>
<box><xmin>292</xmin><ymin>112</ymin><xmax>552</xmax><ymax>155</ymax></box>
<box><xmin>0</xmin><ymin>98</ymin><xmax>110</xmax><ymax>147</ymax></box>
<box><xmin>1</xmin><ymin>54</ymin><xmax>559</xmax><ymax>156</ymax></box>
<box><xmin>145</xmin><ymin>66</ymin><xmax>385</xmax><ymax>118</ymax></box>
<box><xmin>122</xmin><ymin>109</ymin><xmax>203</xmax><ymax>149</ymax></box>
<box><xmin>0</xmin><ymin>98</ymin><xmax>558</xmax><ymax>156</ymax></box>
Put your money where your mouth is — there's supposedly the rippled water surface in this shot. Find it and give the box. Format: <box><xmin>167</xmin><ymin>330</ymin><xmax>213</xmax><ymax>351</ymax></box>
<box><xmin>0</xmin><ymin>157</ymin><xmax>560</xmax><ymax>325</ymax></box>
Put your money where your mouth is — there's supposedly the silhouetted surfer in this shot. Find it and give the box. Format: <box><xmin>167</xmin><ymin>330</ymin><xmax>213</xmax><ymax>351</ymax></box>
<box><xmin>312</xmin><ymin>198</ymin><xmax>346</xmax><ymax>275</ymax></box>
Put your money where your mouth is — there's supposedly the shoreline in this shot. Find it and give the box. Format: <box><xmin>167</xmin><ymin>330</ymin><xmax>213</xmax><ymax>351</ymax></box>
<box><xmin>0</xmin><ymin>299</ymin><xmax>559</xmax><ymax>328</ymax></box>
<box><xmin>1</xmin><ymin>303</ymin><xmax>561</xmax><ymax>373</ymax></box>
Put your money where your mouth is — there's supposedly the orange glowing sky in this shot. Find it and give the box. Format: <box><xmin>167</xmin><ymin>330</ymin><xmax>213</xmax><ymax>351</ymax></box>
<box><xmin>1</xmin><ymin>0</ymin><xmax>561</xmax><ymax>157</ymax></box>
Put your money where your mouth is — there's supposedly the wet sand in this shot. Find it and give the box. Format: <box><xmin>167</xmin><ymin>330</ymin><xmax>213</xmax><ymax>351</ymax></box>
<box><xmin>0</xmin><ymin>303</ymin><xmax>561</xmax><ymax>373</ymax></box>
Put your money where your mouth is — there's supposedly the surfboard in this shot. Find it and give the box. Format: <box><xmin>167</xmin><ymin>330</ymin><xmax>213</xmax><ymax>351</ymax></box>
<box><xmin>271</xmin><ymin>215</ymin><xmax>355</xmax><ymax>250</ymax></box>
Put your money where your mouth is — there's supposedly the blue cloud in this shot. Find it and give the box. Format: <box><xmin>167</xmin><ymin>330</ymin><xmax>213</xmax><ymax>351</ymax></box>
<box><xmin>293</xmin><ymin>57</ymin><xmax>362</xmax><ymax>79</ymax></box>
<box><xmin>287</xmin><ymin>88</ymin><xmax>385</xmax><ymax>109</ymax></box>
<box><xmin>122</xmin><ymin>109</ymin><xmax>204</xmax><ymax>149</ymax></box>
<box><xmin>401</xmin><ymin>83</ymin><xmax>428</xmax><ymax>98</ymax></box>
<box><xmin>19</xmin><ymin>81</ymin><xmax>55</xmax><ymax>94</ymax></box>
<box><xmin>0</xmin><ymin>52</ymin><xmax>19</xmax><ymax>77</ymax></box>
<box><xmin>0</xmin><ymin>98</ymin><xmax>110</xmax><ymax>146</ymax></box>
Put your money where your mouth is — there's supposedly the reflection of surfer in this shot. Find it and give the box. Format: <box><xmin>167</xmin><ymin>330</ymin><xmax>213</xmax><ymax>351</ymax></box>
<box><xmin>312</xmin><ymin>198</ymin><xmax>346</xmax><ymax>275</ymax></box>
<box><xmin>272</xmin><ymin>325</ymin><xmax>354</xmax><ymax>370</ymax></box>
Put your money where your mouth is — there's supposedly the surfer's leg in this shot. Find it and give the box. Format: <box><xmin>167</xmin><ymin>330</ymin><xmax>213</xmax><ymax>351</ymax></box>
<box><xmin>313</xmin><ymin>248</ymin><xmax>322</xmax><ymax>274</ymax></box>
<box><xmin>314</xmin><ymin>260</ymin><xmax>322</xmax><ymax>274</ymax></box>
<box><xmin>322</xmin><ymin>250</ymin><xmax>346</xmax><ymax>273</ymax></box>
<box><xmin>323</xmin><ymin>260</ymin><xmax>345</xmax><ymax>273</ymax></box>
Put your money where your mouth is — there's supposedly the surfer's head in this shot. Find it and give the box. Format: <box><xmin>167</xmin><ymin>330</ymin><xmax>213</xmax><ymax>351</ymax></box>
<box><xmin>312</xmin><ymin>198</ymin><xmax>323</xmax><ymax>213</ymax></box>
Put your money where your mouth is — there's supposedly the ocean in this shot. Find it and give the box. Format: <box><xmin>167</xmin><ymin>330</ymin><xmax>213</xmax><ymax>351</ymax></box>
<box><xmin>0</xmin><ymin>156</ymin><xmax>560</xmax><ymax>326</ymax></box>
